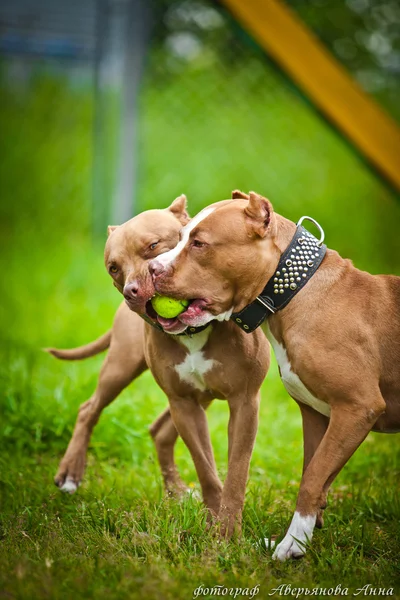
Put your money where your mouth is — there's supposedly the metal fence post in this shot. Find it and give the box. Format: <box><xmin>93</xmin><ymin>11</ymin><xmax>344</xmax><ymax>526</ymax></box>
<box><xmin>92</xmin><ymin>0</ymin><xmax>151</xmax><ymax>237</ymax></box>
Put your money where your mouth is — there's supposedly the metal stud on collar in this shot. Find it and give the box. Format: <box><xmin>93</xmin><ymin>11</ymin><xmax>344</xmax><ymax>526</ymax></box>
<box><xmin>230</xmin><ymin>216</ymin><xmax>327</xmax><ymax>333</ymax></box>
<box><xmin>297</xmin><ymin>216</ymin><xmax>325</xmax><ymax>247</ymax></box>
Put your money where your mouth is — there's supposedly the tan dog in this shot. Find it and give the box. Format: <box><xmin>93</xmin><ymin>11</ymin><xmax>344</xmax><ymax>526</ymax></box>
<box><xmin>50</xmin><ymin>197</ymin><xmax>270</xmax><ymax>537</ymax></box>
<box><xmin>49</xmin><ymin>199</ymin><xmax>195</xmax><ymax>495</ymax></box>
<box><xmin>49</xmin><ymin>305</ymin><xmax>186</xmax><ymax>495</ymax></box>
<box><xmin>149</xmin><ymin>190</ymin><xmax>400</xmax><ymax>560</ymax></box>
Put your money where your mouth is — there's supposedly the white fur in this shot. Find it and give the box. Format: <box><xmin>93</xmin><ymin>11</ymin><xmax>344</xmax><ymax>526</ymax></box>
<box><xmin>214</xmin><ymin>308</ymin><xmax>233</xmax><ymax>321</ymax></box>
<box><xmin>263</xmin><ymin>323</ymin><xmax>331</xmax><ymax>418</ymax></box>
<box><xmin>182</xmin><ymin>306</ymin><xmax>233</xmax><ymax>329</ymax></box>
<box><xmin>273</xmin><ymin>511</ymin><xmax>316</xmax><ymax>561</ymax></box>
<box><xmin>156</xmin><ymin>206</ymin><xmax>216</xmax><ymax>267</ymax></box>
<box><xmin>60</xmin><ymin>476</ymin><xmax>78</xmax><ymax>494</ymax></box>
<box><xmin>175</xmin><ymin>326</ymin><xmax>216</xmax><ymax>391</ymax></box>
<box><xmin>155</xmin><ymin>205</ymin><xmax>233</xmax><ymax>327</ymax></box>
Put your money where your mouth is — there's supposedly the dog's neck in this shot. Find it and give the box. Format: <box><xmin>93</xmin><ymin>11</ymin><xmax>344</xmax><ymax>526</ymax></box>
<box><xmin>274</xmin><ymin>214</ymin><xmax>298</xmax><ymax>254</ymax></box>
<box><xmin>231</xmin><ymin>213</ymin><xmax>335</xmax><ymax>334</ymax></box>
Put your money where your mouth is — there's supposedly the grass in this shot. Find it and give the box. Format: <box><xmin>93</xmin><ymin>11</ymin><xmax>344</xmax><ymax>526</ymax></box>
<box><xmin>1</xmin><ymin>50</ymin><xmax>400</xmax><ymax>597</ymax></box>
<box><xmin>1</xmin><ymin>276</ymin><xmax>399</xmax><ymax>598</ymax></box>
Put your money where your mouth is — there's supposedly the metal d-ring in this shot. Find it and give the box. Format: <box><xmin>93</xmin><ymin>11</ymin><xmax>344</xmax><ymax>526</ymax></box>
<box><xmin>297</xmin><ymin>216</ymin><xmax>325</xmax><ymax>247</ymax></box>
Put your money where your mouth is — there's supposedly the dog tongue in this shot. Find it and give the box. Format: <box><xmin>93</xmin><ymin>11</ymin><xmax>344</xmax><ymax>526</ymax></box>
<box><xmin>179</xmin><ymin>299</ymin><xmax>206</xmax><ymax>320</ymax></box>
<box><xmin>156</xmin><ymin>300</ymin><xmax>206</xmax><ymax>330</ymax></box>
<box><xmin>157</xmin><ymin>315</ymin><xmax>179</xmax><ymax>328</ymax></box>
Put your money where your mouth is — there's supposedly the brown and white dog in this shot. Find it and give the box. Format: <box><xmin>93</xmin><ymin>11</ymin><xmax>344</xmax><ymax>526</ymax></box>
<box><xmin>149</xmin><ymin>190</ymin><xmax>400</xmax><ymax>560</ymax></box>
<box><xmin>50</xmin><ymin>197</ymin><xmax>270</xmax><ymax>537</ymax></box>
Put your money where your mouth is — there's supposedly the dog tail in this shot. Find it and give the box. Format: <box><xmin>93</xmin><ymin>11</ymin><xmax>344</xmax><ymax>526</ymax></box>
<box><xmin>44</xmin><ymin>330</ymin><xmax>112</xmax><ymax>360</ymax></box>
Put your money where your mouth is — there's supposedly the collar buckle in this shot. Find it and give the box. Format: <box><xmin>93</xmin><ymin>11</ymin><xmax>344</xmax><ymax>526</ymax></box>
<box><xmin>255</xmin><ymin>295</ymin><xmax>275</xmax><ymax>314</ymax></box>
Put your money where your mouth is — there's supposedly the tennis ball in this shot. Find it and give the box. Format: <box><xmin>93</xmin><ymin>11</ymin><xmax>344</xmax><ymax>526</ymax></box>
<box><xmin>151</xmin><ymin>294</ymin><xmax>189</xmax><ymax>319</ymax></box>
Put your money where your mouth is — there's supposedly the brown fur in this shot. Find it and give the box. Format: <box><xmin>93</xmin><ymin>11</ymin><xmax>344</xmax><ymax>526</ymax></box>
<box><xmin>52</xmin><ymin>198</ymin><xmax>191</xmax><ymax>495</ymax></box>
<box><xmin>45</xmin><ymin>330</ymin><xmax>112</xmax><ymax>360</ymax></box>
<box><xmin>151</xmin><ymin>189</ymin><xmax>400</xmax><ymax>557</ymax></box>
<box><xmin>52</xmin><ymin>197</ymin><xmax>271</xmax><ymax>537</ymax></box>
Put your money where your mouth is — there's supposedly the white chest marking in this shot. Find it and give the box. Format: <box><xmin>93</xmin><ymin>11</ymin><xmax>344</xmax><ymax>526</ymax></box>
<box><xmin>175</xmin><ymin>327</ymin><xmax>216</xmax><ymax>391</ymax></box>
<box><xmin>263</xmin><ymin>323</ymin><xmax>331</xmax><ymax>418</ymax></box>
<box><xmin>156</xmin><ymin>206</ymin><xmax>215</xmax><ymax>268</ymax></box>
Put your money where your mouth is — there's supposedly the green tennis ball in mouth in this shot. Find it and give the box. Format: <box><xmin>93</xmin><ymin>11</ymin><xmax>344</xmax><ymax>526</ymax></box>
<box><xmin>151</xmin><ymin>294</ymin><xmax>189</xmax><ymax>319</ymax></box>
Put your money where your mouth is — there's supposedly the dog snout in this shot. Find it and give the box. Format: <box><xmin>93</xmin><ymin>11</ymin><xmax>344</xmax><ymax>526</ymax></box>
<box><xmin>149</xmin><ymin>259</ymin><xmax>165</xmax><ymax>279</ymax></box>
<box><xmin>123</xmin><ymin>280</ymin><xmax>139</xmax><ymax>300</ymax></box>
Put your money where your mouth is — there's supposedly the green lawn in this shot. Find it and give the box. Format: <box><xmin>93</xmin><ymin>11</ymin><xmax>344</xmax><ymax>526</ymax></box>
<box><xmin>0</xmin><ymin>245</ymin><xmax>399</xmax><ymax>599</ymax></box>
<box><xmin>1</xmin><ymin>61</ymin><xmax>400</xmax><ymax>598</ymax></box>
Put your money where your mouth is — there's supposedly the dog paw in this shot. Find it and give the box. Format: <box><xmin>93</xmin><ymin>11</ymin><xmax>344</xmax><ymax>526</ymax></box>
<box><xmin>272</xmin><ymin>511</ymin><xmax>316</xmax><ymax>561</ymax></box>
<box><xmin>54</xmin><ymin>453</ymin><xmax>86</xmax><ymax>494</ymax></box>
<box><xmin>272</xmin><ymin>535</ymin><xmax>306</xmax><ymax>561</ymax></box>
<box><xmin>54</xmin><ymin>475</ymin><xmax>79</xmax><ymax>494</ymax></box>
<box><xmin>214</xmin><ymin>509</ymin><xmax>242</xmax><ymax>540</ymax></box>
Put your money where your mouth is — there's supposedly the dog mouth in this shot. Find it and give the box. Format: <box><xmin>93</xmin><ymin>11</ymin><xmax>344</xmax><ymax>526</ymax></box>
<box><xmin>144</xmin><ymin>300</ymin><xmax>158</xmax><ymax>322</ymax></box>
<box><xmin>144</xmin><ymin>298</ymin><xmax>210</xmax><ymax>333</ymax></box>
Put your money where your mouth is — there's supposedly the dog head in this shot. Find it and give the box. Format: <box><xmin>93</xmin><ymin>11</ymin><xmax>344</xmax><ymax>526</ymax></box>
<box><xmin>104</xmin><ymin>195</ymin><xmax>189</xmax><ymax>325</ymax></box>
<box><xmin>149</xmin><ymin>191</ymin><xmax>286</xmax><ymax>327</ymax></box>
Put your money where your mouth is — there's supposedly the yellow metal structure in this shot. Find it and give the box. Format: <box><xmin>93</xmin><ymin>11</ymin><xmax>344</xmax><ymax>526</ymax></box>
<box><xmin>220</xmin><ymin>0</ymin><xmax>400</xmax><ymax>191</ymax></box>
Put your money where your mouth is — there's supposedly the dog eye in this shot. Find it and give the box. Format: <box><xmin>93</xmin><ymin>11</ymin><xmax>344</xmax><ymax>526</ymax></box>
<box><xmin>109</xmin><ymin>265</ymin><xmax>118</xmax><ymax>274</ymax></box>
<box><xmin>193</xmin><ymin>239</ymin><xmax>205</xmax><ymax>248</ymax></box>
<box><xmin>149</xmin><ymin>241</ymin><xmax>159</xmax><ymax>251</ymax></box>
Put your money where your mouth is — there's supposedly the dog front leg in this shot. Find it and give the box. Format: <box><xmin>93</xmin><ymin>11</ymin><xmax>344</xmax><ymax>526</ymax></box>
<box><xmin>168</xmin><ymin>397</ymin><xmax>223</xmax><ymax>516</ymax></box>
<box><xmin>218</xmin><ymin>392</ymin><xmax>260</xmax><ymax>538</ymax></box>
<box><xmin>273</xmin><ymin>395</ymin><xmax>386</xmax><ymax>561</ymax></box>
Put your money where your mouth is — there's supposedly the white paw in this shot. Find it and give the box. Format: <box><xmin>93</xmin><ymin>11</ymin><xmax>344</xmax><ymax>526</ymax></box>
<box><xmin>272</xmin><ymin>511</ymin><xmax>316</xmax><ymax>561</ymax></box>
<box><xmin>272</xmin><ymin>534</ymin><xmax>307</xmax><ymax>561</ymax></box>
<box><xmin>60</xmin><ymin>476</ymin><xmax>78</xmax><ymax>494</ymax></box>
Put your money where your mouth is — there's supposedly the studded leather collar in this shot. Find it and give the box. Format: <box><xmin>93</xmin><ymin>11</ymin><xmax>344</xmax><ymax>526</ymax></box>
<box><xmin>231</xmin><ymin>217</ymin><xmax>327</xmax><ymax>333</ymax></box>
<box><xmin>140</xmin><ymin>313</ymin><xmax>210</xmax><ymax>337</ymax></box>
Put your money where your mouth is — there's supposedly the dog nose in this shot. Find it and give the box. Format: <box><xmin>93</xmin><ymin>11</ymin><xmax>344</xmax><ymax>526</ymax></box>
<box><xmin>149</xmin><ymin>259</ymin><xmax>165</xmax><ymax>278</ymax></box>
<box><xmin>123</xmin><ymin>281</ymin><xmax>139</xmax><ymax>299</ymax></box>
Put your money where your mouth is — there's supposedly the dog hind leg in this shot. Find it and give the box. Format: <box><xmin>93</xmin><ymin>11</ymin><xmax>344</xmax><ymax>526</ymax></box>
<box><xmin>55</xmin><ymin>311</ymin><xmax>148</xmax><ymax>492</ymax></box>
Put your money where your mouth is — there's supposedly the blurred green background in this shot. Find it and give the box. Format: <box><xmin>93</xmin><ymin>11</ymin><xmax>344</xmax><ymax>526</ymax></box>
<box><xmin>0</xmin><ymin>0</ymin><xmax>399</xmax><ymax>598</ymax></box>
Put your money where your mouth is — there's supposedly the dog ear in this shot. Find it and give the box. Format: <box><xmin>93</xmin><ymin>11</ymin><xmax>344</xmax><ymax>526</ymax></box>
<box><xmin>244</xmin><ymin>192</ymin><xmax>275</xmax><ymax>238</ymax></box>
<box><xmin>168</xmin><ymin>194</ymin><xmax>190</xmax><ymax>225</ymax></box>
<box><xmin>232</xmin><ymin>190</ymin><xmax>250</xmax><ymax>200</ymax></box>
<box><xmin>107</xmin><ymin>225</ymin><xmax>118</xmax><ymax>237</ymax></box>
